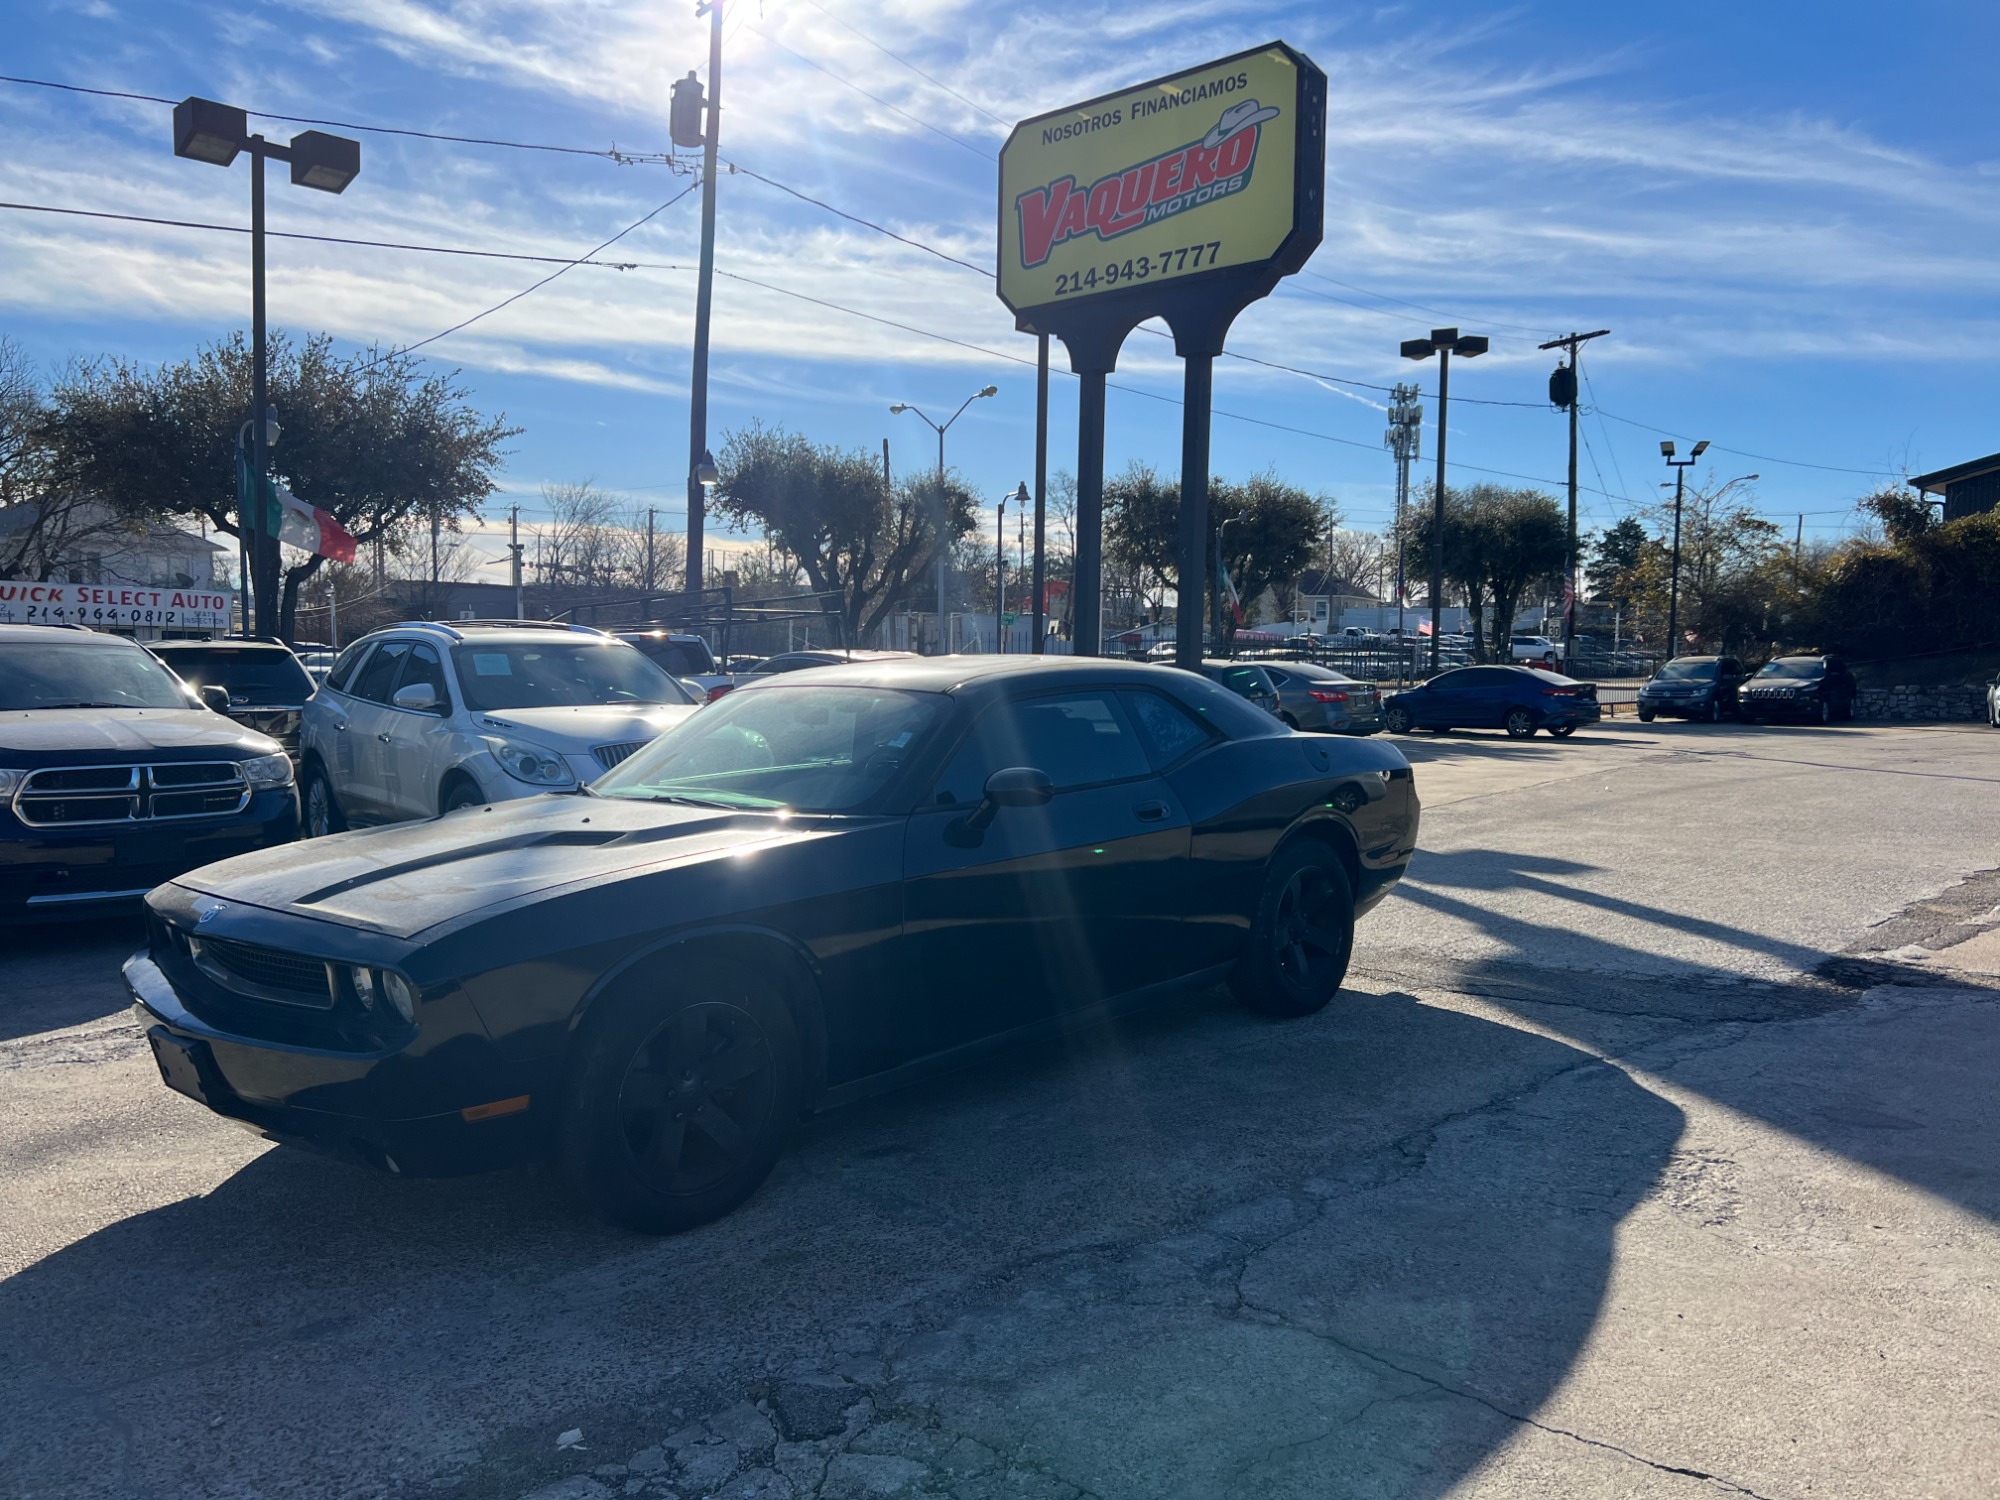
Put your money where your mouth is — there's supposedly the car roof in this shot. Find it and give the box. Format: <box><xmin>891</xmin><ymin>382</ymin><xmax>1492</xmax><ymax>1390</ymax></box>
<box><xmin>150</xmin><ymin>639</ymin><xmax>295</xmax><ymax>654</ymax></box>
<box><xmin>739</xmin><ymin>654</ymin><xmax>1203</xmax><ymax>698</ymax></box>
<box><xmin>0</xmin><ymin>623</ymin><xmax>136</xmax><ymax>646</ymax></box>
<box><xmin>1265</xmin><ymin>660</ymin><xmax>1351</xmax><ymax>680</ymax></box>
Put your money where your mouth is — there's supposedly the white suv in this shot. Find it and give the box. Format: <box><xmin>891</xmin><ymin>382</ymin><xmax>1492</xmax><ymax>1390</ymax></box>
<box><xmin>298</xmin><ymin>621</ymin><xmax>699</xmax><ymax>835</ymax></box>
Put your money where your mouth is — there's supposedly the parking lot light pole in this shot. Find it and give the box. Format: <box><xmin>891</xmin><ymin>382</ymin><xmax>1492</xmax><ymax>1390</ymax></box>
<box><xmin>1401</xmin><ymin>329</ymin><xmax>1487</xmax><ymax>674</ymax></box>
<box><xmin>1215</xmin><ymin>511</ymin><xmax>1246</xmax><ymax>659</ymax></box>
<box><xmin>1661</xmin><ymin>439</ymin><xmax>1710</xmax><ymax>654</ymax></box>
<box><xmin>891</xmin><ymin>386</ymin><xmax>997</xmax><ymax>652</ymax></box>
<box><xmin>174</xmin><ymin>97</ymin><xmax>359</xmax><ymax>641</ymax></box>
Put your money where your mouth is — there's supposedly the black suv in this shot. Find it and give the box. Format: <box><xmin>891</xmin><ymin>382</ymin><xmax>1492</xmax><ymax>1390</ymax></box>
<box><xmin>1636</xmin><ymin>655</ymin><xmax>1746</xmax><ymax>723</ymax></box>
<box><xmin>149</xmin><ymin>639</ymin><xmax>316</xmax><ymax>757</ymax></box>
<box><xmin>0</xmin><ymin>626</ymin><xmax>298</xmax><ymax>921</ymax></box>
<box><xmin>1738</xmin><ymin>655</ymin><xmax>1857</xmax><ymax>724</ymax></box>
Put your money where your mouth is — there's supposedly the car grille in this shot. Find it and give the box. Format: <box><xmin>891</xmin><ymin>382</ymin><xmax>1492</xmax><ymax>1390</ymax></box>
<box><xmin>188</xmin><ymin>933</ymin><xmax>335</xmax><ymax>1008</ymax></box>
<box><xmin>12</xmin><ymin>762</ymin><xmax>249</xmax><ymax>827</ymax></box>
<box><xmin>593</xmin><ymin>740</ymin><xmax>652</xmax><ymax>770</ymax></box>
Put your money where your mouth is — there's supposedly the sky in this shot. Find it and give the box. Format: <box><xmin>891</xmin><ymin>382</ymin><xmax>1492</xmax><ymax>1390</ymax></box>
<box><xmin>4</xmin><ymin>0</ymin><xmax>1999</xmax><ymax>576</ymax></box>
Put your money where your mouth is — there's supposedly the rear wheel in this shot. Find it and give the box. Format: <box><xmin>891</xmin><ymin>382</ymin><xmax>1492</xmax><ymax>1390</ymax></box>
<box><xmin>1280</xmin><ymin>712</ymin><xmax>1301</xmax><ymax>731</ymax></box>
<box><xmin>1230</xmin><ymin>842</ymin><xmax>1355</xmax><ymax>1018</ymax></box>
<box><xmin>559</xmin><ymin>957</ymin><xmax>803</xmax><ymax>1234</ymax></box>
<box><xmin>1505</xmin><ymin>707</ymin><xmax>1537</xmax><ymax>739</ymax></box>
<box><xmin>1384</xmin><ymin>705</ymin><xmax>1412</xmax><ymax>734</ymax></box>
<box><xmin>302</xmin><ymin>765</ymin><xmax>345</xmax><ymax>838</ymax></box>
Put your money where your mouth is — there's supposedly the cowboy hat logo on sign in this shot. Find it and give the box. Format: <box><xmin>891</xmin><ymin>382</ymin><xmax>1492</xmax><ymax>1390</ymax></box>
<box><xmin>1014</xmin><ymin>98</ymin><xmax>1284</xmax><ymax>269</ymax></box>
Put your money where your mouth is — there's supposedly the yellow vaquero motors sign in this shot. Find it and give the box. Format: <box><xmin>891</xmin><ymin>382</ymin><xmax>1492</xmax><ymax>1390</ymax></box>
<box><xmin>997</xmin><ymin>43</ymin><xmax>1320</xmax><ymax>322</ymax></box>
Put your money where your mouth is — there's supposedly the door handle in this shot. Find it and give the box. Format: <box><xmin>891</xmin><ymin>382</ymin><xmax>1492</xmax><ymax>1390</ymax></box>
<box><xmin>333</xmin><ymin>720</ymin><xmax>348</xmax><ymax>732</ymax></box>
<box><xmin>378</xmin><ymin>732</ymin><xmax>393</xmax><ymax>743</ymax></box>
<box><xmin>1133</xmin><ymin>800</ymin><xmax>1170</xmax><ymax>822</ymax></box>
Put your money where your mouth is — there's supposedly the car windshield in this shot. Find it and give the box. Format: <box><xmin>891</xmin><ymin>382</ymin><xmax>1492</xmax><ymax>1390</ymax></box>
<box><xmin>1655</xmin><ymin>660</ymin><xmax>1717</xmax><ymax>680</ymax></box>
<box><xmin>155</xmin><ymin>648</ymin><xmax>314</xmax><ymax>702</ymax></box>
<box><xmin>624</xmin><ymin>636</ymin><xmax>716</xmax><ymax>677</ymax></box>
<box><xmin>0</xmin><ymin>640</ymin><xmax>191</xmax><ymax>710</ymax></box>
<box><xmin>593</xmin><ymin>685</ymin><xmax>943</xmax><ymax>812</ymax></box>
<box><xmin>1755</xmin><ymin>659</ymin><xmax>1825</xmax><ymax>679</ymax></box>
<box><xmin>450</xmin><ymin>640</ymin><xmax>691</xmax><ymax>711</ymax></box>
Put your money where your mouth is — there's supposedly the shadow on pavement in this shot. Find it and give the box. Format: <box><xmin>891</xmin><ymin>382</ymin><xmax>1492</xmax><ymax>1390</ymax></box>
<box><xmin>0</xmin><ymin>913</ymin><xmax>143</xmax><ymax>1043</ymax></box>
<box><xmin>0</xmin><ymin>986</ymin><xmax>1685</xmax><ymax>1500</ymax></box>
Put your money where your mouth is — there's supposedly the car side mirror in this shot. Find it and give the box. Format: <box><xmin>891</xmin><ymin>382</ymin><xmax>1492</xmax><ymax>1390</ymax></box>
<box><xmin>392</xmin><ymin>682</ymin><xmax>440</xmax><ymax>713</ymax></box>
<box><xmin>197</xmin><ymin>684</ymin><xmax>231</xmax><ymax>714</ymax></box>
<box><xmin>946</xmin><ymin>766</ymin><xmax>1055</xmax><ymax>847</ymax></box>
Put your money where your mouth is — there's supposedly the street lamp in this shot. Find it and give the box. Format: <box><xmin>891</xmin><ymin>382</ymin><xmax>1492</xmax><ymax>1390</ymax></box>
<box><xmin>1401</xmin><ymin>328</ymin><xmax>1487</xmax><ymax>673</ymax></box>
<box><xmin>1660</xmin><ymin>439</ymin><xmax>1710</xmax><ymax>654</ymax></box>
<box><xmin>995</xmin><ymin>490</ymin><xmax>1009</xmax><ymax>655</ymax></box>
<box><xmin>890</xmin><ymin>386</ymin><xmax>997</xmax><ymax>653</ymax></box>
<box><xmin>174</xmin><ymin>96</ymin><xmax>359</xmax><ymax>641</ymax></box>
<box><xmin>1215</xmin><ymin>511</ymin><xmax>1247</xmax><ymax>659</ymax></box>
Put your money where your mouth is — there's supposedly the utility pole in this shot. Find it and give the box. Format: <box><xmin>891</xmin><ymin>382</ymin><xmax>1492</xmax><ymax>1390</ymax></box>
<box><xmin>643</xmin><ymin>506</ymin><xmax>658</xmax><ymax>592</ymax></box>
<box><xmin>1401</xmin><ymin>329</ymin><xmax>1487</xmax><ymax>673</ymax></box>
<box><xmin>509</xmin><ymin>504</ymin><xmax>525</xmax><ymax>620</ymax></box>
<box><xmin>1538</xmin><ymin>329</ymin><xmax>1609</xmax><ymax>668</ymax></box>
<box><xmin>996</xmin><ymin>491</ymin><xmax>1007</xmax><ymax>655</ymax></box>
<box><xmin>326</xmin><ymin>576</ymin><xmax>338</xmax><ymax>648</ymax></box>
<box><xmin>1661</xmin><ymin>438</ymin><xmax>1709</xmax><ymax>654</ymax></box>
<box><xmin>681</xmin><ymin>0</ymin><xmax>723</xmax><ymax>596</ymax></box>
<box><xmin>1384</xmin><ymin>383</ymin><xmax>1422</xmax><ymax>672</ymax></box>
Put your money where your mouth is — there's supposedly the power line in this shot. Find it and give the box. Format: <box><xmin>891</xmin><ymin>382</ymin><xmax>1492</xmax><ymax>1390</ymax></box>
<box><xmin>1592</xmin><ymin>407</ymin><xmax>1895</xmax><ymax>477</ymax></box>
<box><xmin>0</xmin><ymin>198</ymin><xmax>650</xmax><ymax>269</ymax></box>
<box><xmin>0</xmin><ymin>73</ymin><xmax>675</xmax><ymax>163</ymax></box>
<box><xmin>726</xmin><ymin>161</ymin><xmax>991</xmax><ymax>275</ymax></box>
<box><xmin>359</xmin><ymin>181</ymin><xmax>700</xmax><ymax>366</ymax></box>
<box><xmin>792</xmin><ymin>0</ymin><xmax>1011</xmax><ymax>126</ymax></box>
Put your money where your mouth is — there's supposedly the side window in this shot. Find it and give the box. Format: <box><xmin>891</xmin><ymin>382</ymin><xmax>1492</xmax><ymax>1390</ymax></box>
<box><xmin>396</xmin><ymin>642</ymin><xmax>450</xmax><ymax>709</ymax></box>
<box><xmin>1262</xmin><ymin>666</ymin><xmax>1293</xmax><ymax>687</ymax></box>
<box><xmin>931</xmin><ymin>691</ymin><xmax>1152</xmax><ymax>806</ymax></box>
<box><xmin>325</xmin><ymin>641</ymin><xmax>372</xmax><ymax>695</ymax></box>
<box><xmin>1122</xmin><ymin>689</ymin><xmax>1215</xmax><ymax>770</ymax></box>
<box><xmin>350</xmin><ymin>641</ymin><xmax>412</xmax><ymax>705</ymax></box>
<box><xmin>1429</xmin><ymin>669</ymin><xmax>1471</xmax><ymax>689</ymax></box>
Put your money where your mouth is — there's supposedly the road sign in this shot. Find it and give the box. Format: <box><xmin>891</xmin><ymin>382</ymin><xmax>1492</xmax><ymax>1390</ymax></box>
<box><xmin>997</xmin><ymin>42</ymin><xmax>1324</xmax><ymax>333</ymax></box>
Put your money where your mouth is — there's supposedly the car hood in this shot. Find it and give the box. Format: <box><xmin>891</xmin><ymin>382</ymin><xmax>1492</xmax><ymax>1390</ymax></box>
<box><xmin>469</xmin><ymin>702</ymin><xmax>696</xmax><ymax>751</ymax></box>
<box><xmin>170</xmin><ymin>792</ymin><xmax>839</xmax><ymax>940</ymax></box>
<box><xmin>0</xmin><ymin>707</ymin><xmax>280</xmax><ymax>760</ymax></box>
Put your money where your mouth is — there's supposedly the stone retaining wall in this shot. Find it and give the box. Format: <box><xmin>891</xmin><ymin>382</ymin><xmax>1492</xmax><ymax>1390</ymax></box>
<box><xmin>1854</xmin><ymin>684</ymin><xmax>1989</xmax><ymax>722</ymax></box>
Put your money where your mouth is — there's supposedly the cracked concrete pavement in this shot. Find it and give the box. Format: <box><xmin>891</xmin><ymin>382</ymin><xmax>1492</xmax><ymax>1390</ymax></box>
<box><xmin>3</xmin><ymin>719</ymin><xmax>1998</xmax><ymax>1499</ymax></box>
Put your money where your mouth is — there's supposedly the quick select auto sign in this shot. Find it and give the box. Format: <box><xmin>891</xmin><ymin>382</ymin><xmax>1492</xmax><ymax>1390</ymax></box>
<box><xmin>998</xmin><ymin>44</ymin><xmax>1318</xmax><ymax>323</ymax></box>
<box><xmin>0</xmin><ymin>581</ymin><xmax>234</xmax><ymax>630</ymax></box>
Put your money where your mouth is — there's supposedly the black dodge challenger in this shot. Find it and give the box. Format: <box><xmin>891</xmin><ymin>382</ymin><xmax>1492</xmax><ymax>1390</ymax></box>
<box><xmin>127</xmin><ymin>657</ymin><xmax>1420</xmax><ymax>1232</ymax></box>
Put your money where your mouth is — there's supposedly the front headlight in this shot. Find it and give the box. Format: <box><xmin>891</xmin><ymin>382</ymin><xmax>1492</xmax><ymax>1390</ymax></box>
<box><xmin>242</xmin><ymin>752</ymin><xmax>294</xmax><ymax>788</ymax></box>
<box><xmin>347</xmin><ymin>965</ymin><xmax>419</xmax><ymax>1024</ymax></box>
<box><xmin>0</xmin><ymin>768</ymin><xmax>24</xmax><ymax>797</ymax></box>
<box><xmin>484</xmin><ymin>736</ymin><xmax>576</xmax><ymax>787</ymax></box>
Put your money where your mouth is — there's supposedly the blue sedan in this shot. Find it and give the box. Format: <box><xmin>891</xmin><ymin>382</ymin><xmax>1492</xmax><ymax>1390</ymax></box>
<box><xmin>1383</xmin><ymin>665</ymin><xmax>1602</xmax><ymax>739</ymax></box>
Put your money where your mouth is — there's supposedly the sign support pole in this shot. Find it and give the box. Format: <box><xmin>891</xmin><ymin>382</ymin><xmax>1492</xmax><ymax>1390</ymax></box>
<box><xmin>1175</xmin><ymin>355</ymin><xmax>1213</xmax><ymax>673</ymax></box>
<box><xmin>1072</xmin><ymin>368</ymin><xmax>1107</xmax><ymax>656</ymax></box>
<box><xmin>1032</xmin><ymin>333</ymin><xmax>1049</xmax><ymax>654</ymax></box>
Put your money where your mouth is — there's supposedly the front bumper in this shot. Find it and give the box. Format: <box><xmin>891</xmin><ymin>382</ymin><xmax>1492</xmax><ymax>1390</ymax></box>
<box><xmin>0</xmin><ymin>788</ymin><xmax>297</xmax><ymax>922</ymax></box>
<box><xmin>1739</xmin><ymin>693</ymin><xmax>1816</xmax><ymax>719</ymax></box>
<box><xmin>1637</xmin><ymin>693</ymin><xmax>1715</xmax><ymax>718</ymax></box>
<box><xmin>124</xmin><ymin>943</ymin><xmax>536</xmax><ymax>1178</ymax></box>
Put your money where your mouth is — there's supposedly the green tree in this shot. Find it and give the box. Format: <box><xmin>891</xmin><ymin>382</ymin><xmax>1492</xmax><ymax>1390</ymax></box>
<box><xmin>1859</xmin><ymin>486</ymin><xmax>1936</xmax><ymax>548</ymax></box>
<box><xmin>1588</xmin><ymin>517</ymin><xmax>1654</xmax><ymax>609</ymax></box>
<box><xmin>40</xmin><ymin>332</ymin><xmax>514</xmax><ymax>641</ymax></box>
<box><xmin>714</xmin><ymin>421</ymin><xmax>975</xmax><ymax>643</ymax></box>
<box><xmin>1404</xmin><ymin>484</ymin><xmax>1566</xmax><ymax>659</ymax></box>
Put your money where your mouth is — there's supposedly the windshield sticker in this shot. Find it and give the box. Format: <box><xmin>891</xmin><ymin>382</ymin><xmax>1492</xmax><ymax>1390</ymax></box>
<box><xmin>472</xmin><ymin>653</ymin><xmax>513</xmax><ymax>676</ymax></box>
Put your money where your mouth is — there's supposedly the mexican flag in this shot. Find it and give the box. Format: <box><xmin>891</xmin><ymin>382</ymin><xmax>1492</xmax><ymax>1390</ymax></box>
<box><xmin>236</xmin><ymin>452</ymin><xmax>358</xmax><ymax>564</ymax></box>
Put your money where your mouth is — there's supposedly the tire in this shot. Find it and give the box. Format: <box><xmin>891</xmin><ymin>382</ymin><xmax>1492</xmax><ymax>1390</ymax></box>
<box><xmin>1280</xmin><ymin>712</ymin><xmax>1301</xmax><ymax>731</ymax></box>
<box><xmin>1819</xmin><ymin>699</ymin><xmax>1832</xmax><ymax>726</ymax></box>
<box><xmin>1230</xmin><ymin>841</ymin><xmax>1355</xmax><ymax>1018</ymax></box>
<box><xmin>1549</xmin><ymin>724</ymin><xmax>1578</xmax><ymax>738</ymax></box>
<box><xmin>1636</xmin><ymin>708</ymin><xmax>1655</xmax><ymax>723</ymax></box>
<box><xmin>302</xmin><ymin>764</ymin><xmax>345</xmax><ymax>838</ymax></box>
<box><xmin>1384</xmin><ymin>705</ymin><xmax>1412</xmax><ymax>734</ymax></box>
<box><xmin>1505</xmin><ymin>707</ymin><xmax>1537</xmax><ymax>739</ymax></box>
<box><xmin>441</xmin><ymin>777</ymin><xmax>487</xmax><ymax>813</ymax></box>
<box><xmin>558</xmin><ymin>956</ymin><xmax>804</xmax><ymax>1234</ymax></box>
<box><xmin>1708</xmin><ymin>700</ymin><xmax>1723</xmax><ymax>724</ymax></box>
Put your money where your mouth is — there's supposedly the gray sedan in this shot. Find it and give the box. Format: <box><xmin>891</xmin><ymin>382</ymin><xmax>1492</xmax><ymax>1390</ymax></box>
<box><xmin>1261</xmin><ymin>661</ymin><xmax>1385</xmax><ymax>734</ymax></box>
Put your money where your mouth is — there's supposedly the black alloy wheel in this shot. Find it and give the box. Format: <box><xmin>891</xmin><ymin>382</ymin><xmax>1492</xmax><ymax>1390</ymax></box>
<box><xmin>1231</xmin><ymin>841</ymin><xmax>1355</xmax><ymax>1017</ymax></box>
<box><xmin>1505</xmin><ymin>707</ymin><xmax>1537</xmax><ymax>739</ymax></box>
<box><xmin>1820</xmin><ymin>698</ymin><xmax>1832</xmax><ymax>725</ymax></box>
<box><xmin>560</xmin><ymin>959</ymin><xmax>803</xmax><ymax>1233</ymax></box>
<box><xmin>1549</xmin><ymin>724</ymin><xmax>1578</xmax><ymax>738</ymax></box>
<box><xmin>1708</xmin><ymin>699</ymin><xmax>1724</xmax><ymax>724</ymax></box>
<box><xmin>302</xmin><ymin>766</ymin><xmax>345</xmax><ymax>838</ymax></box>
<box><xmin>1384</xmin><ymin>705</ymin><xmax>1412</xmax><ymax>734</ymax></box>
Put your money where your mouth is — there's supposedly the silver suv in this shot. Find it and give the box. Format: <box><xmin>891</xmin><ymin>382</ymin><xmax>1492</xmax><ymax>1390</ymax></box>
<box><xmin>297</xmin><ymin>621</ymin><xmax>698</xmax><ymax>835</ymax></box>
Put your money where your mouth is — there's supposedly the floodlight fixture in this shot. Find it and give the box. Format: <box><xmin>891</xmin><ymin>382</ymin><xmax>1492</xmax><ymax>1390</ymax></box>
<box><xmin>288</xmin><ymin>130</ymin><xmax>361</xmax><ymax>193</ymax></box>
<box><xmin>172</xmin><ymin>97</ymin><xmax>247</xmax><ymax>166</ymax></box>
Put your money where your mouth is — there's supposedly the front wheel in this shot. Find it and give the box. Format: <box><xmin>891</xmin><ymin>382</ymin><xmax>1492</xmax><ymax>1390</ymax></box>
<box><xmin>302</xmin><ymin>765</ymin><xmax>345</xmax><ymax>838</ymax></box>
<box><xmin>1549</xmin><ymin>723</ymin><xmax>1578</xmax><ymax>738</ymax></box>
<box><xmin>559</xmin><ymin>957</ymin><xmax>804</xmax><ymax>1234</ymax></box>
<box><xmin>1819</xmin><ymin>699</ymin><xmax>1832</xmax><ymax>725</ymax></box>
<box><xmin>1230</xmin><ymin>842</ymin><xmax>1355</xmax><ymax>1018</ymax></box>
<box><xmin>1505</xmin><ymin>707</ymin><xmax>1537</xmax><ymax>739</ymax></box>
<box><xmin>1708</xmin><ymin>700</ymin><xmax>1724</xmax><ymax>724</ymax></box>
<box><xmin>1384</xmin><ymin>705</ymin><xmax>1412</xmax><ymax>734</ymax></box>
<box><xmin>1636</xmin><ymin>708</ymin><xmax>1655</xmax><ymax>723</ymax></box>
<box><xmin>442</xmin><ymin>778</ymin><xmax>487</xmax><ymax>813</ymax></box>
